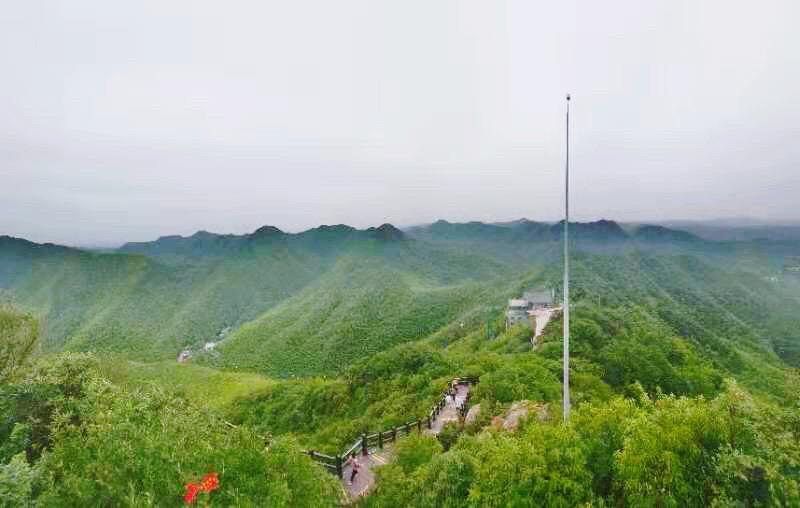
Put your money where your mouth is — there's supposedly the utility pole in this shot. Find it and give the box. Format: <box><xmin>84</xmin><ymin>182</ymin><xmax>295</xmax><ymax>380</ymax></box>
<box><xmin>563</xmin><ymin>94</ymin><xmax>571</xmax><ymax>424</ymax></box>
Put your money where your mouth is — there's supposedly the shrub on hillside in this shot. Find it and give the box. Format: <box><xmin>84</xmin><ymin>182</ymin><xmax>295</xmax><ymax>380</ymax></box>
<box><xmin>437</xmin><ymin>422</ymin><xmax>462</xmax><ymax>451</ymax></box>
<box><xmin>394</xmin><ymin>434</ymin><xmax>443</xmax><ymax>475</ymax></box>
<box><xmin>1</xmin><ymin>353</ymin><xmax>340</xmax><ymax>506</ymax></box>
<box><xmin>0</xmin><ymin>306</ymin><xmax>38</xmax><ymax>383</ymax></box>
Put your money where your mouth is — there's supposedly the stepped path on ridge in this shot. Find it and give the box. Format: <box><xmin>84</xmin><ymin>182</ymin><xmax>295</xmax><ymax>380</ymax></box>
<box><xmin>340</xmin><ymin>383</ymin><xmax>470</xmax><ymax>501</ymax></box>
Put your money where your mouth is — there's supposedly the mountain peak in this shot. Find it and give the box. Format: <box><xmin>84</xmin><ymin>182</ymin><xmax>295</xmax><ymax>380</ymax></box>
<box><xmin>365</xmin><ymin>223</ymin><xmax>405</xmax><ymax>241</ymax></box>
<box><xmin>190</xmin><ymin>230</ymin><xmax>218</xmax><ymax>239</ymax></box>
<box><xmin>248</xmin><ymin>225</ymin><xmax>286</xmax><ymax>245</ymax></box>
<box><xmin>250</xmin><ymin>225</ymin><xmax>284</xmax><ymax>237</ymax></box>
<box><xmin>155</xmin><ymin>235</ymin><xmax>183</xmax><ymax>242</ymax></box>
<box><xmin>306</xmin><ymin>224</ymin><xmax>356</xmax><ymax>235</ymax></box>
<box><xmin>550</xmin><ymin>219</ymin><xmax>629</xmax><ymax>241</ymax></box>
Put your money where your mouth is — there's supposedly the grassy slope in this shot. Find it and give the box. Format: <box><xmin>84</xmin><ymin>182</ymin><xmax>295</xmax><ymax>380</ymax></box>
<box><xmin>97</xmin><ymin>357</ymin><xmax>274</xmax><ymax>409</ymax></box>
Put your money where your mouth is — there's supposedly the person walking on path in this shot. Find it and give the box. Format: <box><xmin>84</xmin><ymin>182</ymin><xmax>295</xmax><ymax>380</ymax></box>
<box><xmin>347</xmin><ymin>452</ymin><xmax>361</xmax><ymax>485</ymax></box>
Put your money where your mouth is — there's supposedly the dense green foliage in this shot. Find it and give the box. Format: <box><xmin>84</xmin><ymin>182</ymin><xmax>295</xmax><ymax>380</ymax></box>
<box><xmin>363</xmin><ymin>383</ymin><xmax>800</xmax><ymax>507</ymax></box>
<box><xmin>0</xmin><ymin>235</ymin><xmax>334</xmax><ymax>359</ymax></box>
<box><xmin>200</xmin><ymin>257</ymin><xmax>498</xmax><ymax>376</ymax></box>
<box><xmin>0</xmin><ymin>227</ymin><xmax>512</xmax><ymax>373</ymax></box>
<box><xmin>0</xmin><ymin>306</ymin><xmax>38</xmax><ymax>383</ymax></box>
<box><xmin>98</xmin><ymin>357</ymin><xmax>275</xmax><ymax>409</ymax></box>
<box><xmin>3</xmin><ymin>220</ymin><xmax>798</xmax><ymax>375</ymax></box>
<box><xmin>2</xmin><ymin>220</ymin><xmax>799</xmax><ymax>505</ymax></box>
<box><xmin>0</xmin><ymin>352</ymin><xmax>339</xmax><ymax>506</ymax></box>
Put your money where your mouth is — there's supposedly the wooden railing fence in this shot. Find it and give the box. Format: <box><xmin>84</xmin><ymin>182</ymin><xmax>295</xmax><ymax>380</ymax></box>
<box><xmin>304</xmin><ymin>376</ymin><xmax>479</xmax><ymax>478</ymax></box>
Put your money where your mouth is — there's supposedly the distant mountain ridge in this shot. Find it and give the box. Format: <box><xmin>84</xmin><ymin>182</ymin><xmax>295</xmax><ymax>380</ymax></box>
<box><xmin>0</xmin><ymin>235</ymin><xmax>81</xmax><ymax>257</ymax></box>
<box><xmin>117</xmin><ymin>218</ymin><xmax>699</xmax><ymax>258</ymax></box>
<box><xmin>659</xmin><ymin>220</ymin><xmax>800</xmax><ymax>242</ymax></box>
<box><xmin>405</xmin><ymin>218</ymin><xmax>699</xmax><ymax>245</ymax></box>
<box><xmin>119</xmin><ymin>223</ymin><xmax>406</xmax><ymax>259</ymax></box>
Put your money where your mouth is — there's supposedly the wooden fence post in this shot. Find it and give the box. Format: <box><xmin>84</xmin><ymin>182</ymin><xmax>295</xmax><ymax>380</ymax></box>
<box><xmin>417</xmin><ymin>419</ymin><xmax>422</xmax><ymax>432</ymax></box>
<box><xmin>427</xmin><ymin>416</ymin><xmax>432</xmax><ymax>429</ymax></box>
<box><xmin>378</xmin><ymin>431</ymin><xmax>383</xmax><ymax>449</ymax></box>
<box><xmin>336</xmin><ymin>456</ymin><xmax>343</xmax><ymax>479</ymax></box>
<box><xmin>392</xmin><ymin>426</ymin><xmax>397</xmax><ymax>442</ymax></box>
<box><xmin>361</xmin><ymin>434</ymin><xmax>368</xmax><ymax>456</ymax></box>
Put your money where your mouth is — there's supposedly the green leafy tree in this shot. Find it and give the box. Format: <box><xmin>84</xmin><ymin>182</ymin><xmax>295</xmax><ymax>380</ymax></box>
<box><xmin>3</xmin><ymin>353</ymin><xmax>339</xmax><ymax>506</ymax></box>
<box><xmin>466</xmin><ymin>426</ymin><xmax>595</xmax><ymax>507</ymax></box>
<box><xmin>437</xmin><ymin>421</ymin><xmax>462</xmax><ymax>452</ymax></box>
<box><xmin>0</xmin><ymin>453</ymin><xmax>37</xmax><ymax>508</ymax></box>
<box><xmin>394</xmin><ymin>434</ymin><xmax>443</xmax><ymax>474</ymax></box>
<box><xmin>0</xmin><ymin>307</ymin><xmax>38</xmax><ymax>383</ymax></box>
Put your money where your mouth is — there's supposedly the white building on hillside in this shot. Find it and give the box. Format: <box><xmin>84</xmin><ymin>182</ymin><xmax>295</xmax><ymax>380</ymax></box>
<box><xmin>506</xmin><ymin>298</ymin><xmax>532</xmax><ymax>328</ymax></box>
<box><xmin>505</xmin><ymin>288</ymin><xmax>557</xmax><ymax>332</ymax></box>
<box><xmin>523</xmin><ymin>288</ymin><xmax>555</xmax><ymax>309</ymax></box>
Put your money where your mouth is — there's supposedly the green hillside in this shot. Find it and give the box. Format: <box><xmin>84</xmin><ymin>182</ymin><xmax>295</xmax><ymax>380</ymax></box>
<box><xmin>2</xmin><ymin>219</ymin><xmax>798</xmax><ymax>373</ymax></box>
<box><xmin>2</xmin><ymin>220</ymin><xmax>800</xmax><ymax>505</ymax></box>
<box><xmin>199</xmin><ymin>252</ymin><xmax>514</xmax><ymax>376</ymax></box>
<box><xmin>0</xmin><ymin>236</ymin><xmax>330</xmax><ymax>358</ymax></box>
<box><xmin>1</xmin><ymin>222</ymin><xmax>521</xmax><ymax>370</ymax></box>
<box><xmin>3</xmin><ymin>227</ymin><xmax>445</xmax><ymax>361</ymax></box>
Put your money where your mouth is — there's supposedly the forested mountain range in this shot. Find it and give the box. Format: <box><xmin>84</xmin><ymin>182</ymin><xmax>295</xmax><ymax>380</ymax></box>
<box><xmin>1</xmin><ymin>219</ymin><xmax>798</xmax><ymax>372</ymax></box>
<box><xmin>3</xmin><ymin>218</ymin><xmax>800</xmax><ymax>505</ymax></box>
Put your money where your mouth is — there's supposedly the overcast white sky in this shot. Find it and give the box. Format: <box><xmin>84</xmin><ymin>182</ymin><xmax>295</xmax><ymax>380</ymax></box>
<box><xmin>2</xmin><ymin>0</ymin><xmax>799</xmax><ymax>246</ymax></box>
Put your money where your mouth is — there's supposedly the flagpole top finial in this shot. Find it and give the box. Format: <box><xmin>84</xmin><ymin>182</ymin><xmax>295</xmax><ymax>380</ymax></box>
<box><xmin>566</xmin><ymin>94</ymin><xmax>571</xmax><ymax>101</ymax></box>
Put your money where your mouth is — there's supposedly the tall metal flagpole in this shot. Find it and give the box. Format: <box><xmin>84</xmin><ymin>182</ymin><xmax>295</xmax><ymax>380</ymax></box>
<box><xmin>563</xmin><ymin>94</ymin><xmax>571</xmax><ymax>423</ymax></box>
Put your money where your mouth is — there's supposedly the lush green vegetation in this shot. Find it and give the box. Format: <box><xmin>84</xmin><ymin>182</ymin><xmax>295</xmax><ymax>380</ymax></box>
<box><xmin>200</xmin><ymin>257</ymin><xmax>501</xmax><ymax>376</ymax></box>
<box><xmin>0</xmin><ymin>235</ymin><xmax>335</xmax><ymax>359</ymax></box>
<box><xmin>98</xmin><ymin>357</ymin><xmax>275</xmax><ymax>409</ymax></box>
<box><xmin>0</xmin><ymin>227</ymin><xmax>512</xmax><ymax>371</ymax></box>
<box><xmin>2</xmin><ymin>220</ymin><xmax>800</xmax><ymax>505</ymax></box>
<box><xmin>0</xmin><ymin>306</ymin><xmax>38</xmax><ymax>383</ymax></box>
<box><xmin>362</xmin><ymin>383</ymin><xmax>800</xmax><ymax>507</ymax></box>
<box><xmin>0</xmin><ymin>336</ymin><xmax>339</xmax><ymax>506</ymax></box>
<box><xmin>3</xmin><ymin>221</ymin><xmax>798</xmax><ymax>375</ymax></box>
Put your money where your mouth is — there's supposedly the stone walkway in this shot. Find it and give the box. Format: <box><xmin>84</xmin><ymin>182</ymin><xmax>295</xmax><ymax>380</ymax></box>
<box><xmin>427</xmin><ymin>383</ymin><xmax>469</xmax><ymax>434</ymax></box>
<box><xmin>340</xmin><ymin>382</ymin><xmax>470</xmax><ymax>502</ymax></box>
<box><xmin>340</xmin><ymin>447</ymin><xmax>394</xmax><ymax>500</ymax></box>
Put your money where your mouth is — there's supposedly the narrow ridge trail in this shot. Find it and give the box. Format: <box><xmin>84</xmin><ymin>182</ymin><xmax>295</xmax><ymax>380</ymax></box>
<box><xmin>341</xmin><ymin>383</ymin><xmax>471</xmax><ymax>502</ymax></box>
